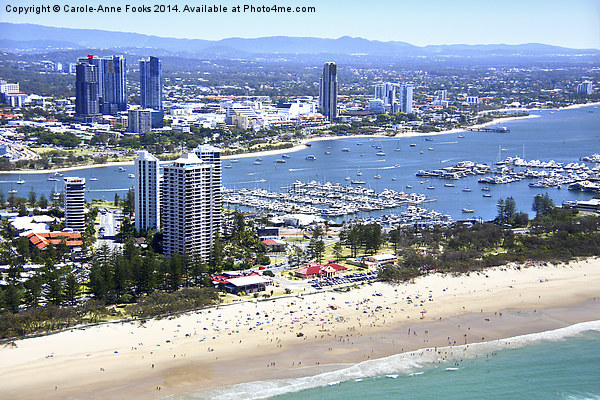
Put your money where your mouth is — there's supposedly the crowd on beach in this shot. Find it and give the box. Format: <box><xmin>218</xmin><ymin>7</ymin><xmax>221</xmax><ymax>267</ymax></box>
<box><xmin>1</xmin><ymin>259</ymin><xmax>599</xmax><ymax>400</ymax></box>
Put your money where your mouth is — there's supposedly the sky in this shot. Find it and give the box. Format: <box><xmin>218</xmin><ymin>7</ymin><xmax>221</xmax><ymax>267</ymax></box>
<box><xmin>2</xmin><ymin>0</ymin><xmax>600</xmax><ymax>48</ymax></box>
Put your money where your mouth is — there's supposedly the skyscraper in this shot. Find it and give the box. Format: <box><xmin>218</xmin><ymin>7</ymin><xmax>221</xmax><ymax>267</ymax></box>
<box><xmin>194</xmin><ymin>144</ymin><xmax>222</xmax><ymax>238</ymax></box>
<box><xmin>75</xmin><ymin>56</ymin><xmax>100</xmax><ymax>120</ymax></box>
<box><xmin>399</xmin><ymin>84</ymin><xmax>413</xmax><ymax>113</ymax></box>
<box><xmin>74</xmin><ymin>54</ymin><xmax>126</xmax><ymax>118</ymax></box>
<box><xmin>374</xmin><ymin>83</ymin><xmax>397</xmax><ymax>106</ymax></box>
<box><xmin>161</xmin><ymin>153</ymin><xmax>220</xmax><ymax>260</ymax></box>
<box><xmin>135</xmin><ymin>151</ymin><xmax>160</xmax><ymax>233</ymax></box>
<box><xmin>319</xmin><ymin>62</ymin><xmax>338</xmax><ymax>121</ymax></box>
<box><xmin>140</xmin><ymin>56</ymin><xmax>162</xmax><ymax>111</ymax></box>
<box><xmin>64</xmin><ymin>177</ymin><xmax>86</xmax><ymax>232</ymax></box>
<box><xmin>100</xmin><ymin>55</ymin><xmax>127</xmax><ymax>115</ymax></box>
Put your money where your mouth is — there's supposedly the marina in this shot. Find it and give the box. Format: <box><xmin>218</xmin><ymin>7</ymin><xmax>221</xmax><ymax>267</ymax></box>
<box><xmin>1</xmin><ymin>106</ymin><xmax>599</xmax><ymax>222</ymax></box>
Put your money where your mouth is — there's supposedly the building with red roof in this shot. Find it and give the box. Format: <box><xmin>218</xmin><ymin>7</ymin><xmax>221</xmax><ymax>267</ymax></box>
<box><xmin>295</xmin><ymin>262</ymin><xmax>347</xmax><ymax>279</ymax></box>
<box><xmin>26</xmin><ymin>231</ymin><xmax>83</xmax><ymax>251</ymax></box>
<box><xmin>262</xmin><ymin>238</ymin><xmax>286</xmax><ymax>253</ymax></box>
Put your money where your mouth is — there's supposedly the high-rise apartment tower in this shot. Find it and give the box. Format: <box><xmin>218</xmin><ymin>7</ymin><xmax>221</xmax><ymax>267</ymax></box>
<box><xmin>161</xmin><ymin>153</ymin><xmax>220</xmax><ymax>260</ymax></box>
<box><xmin>134</xmin><ymin>151</ymin><xmax>160</xmax><ymax>232</ymax></box>
<box><xmin>64</xmin><ymin>177</ymin><xmax>86</xmax><ymax>232</ymax></box>
<box><xmin>319</xmin><ymin>62</ymin><xmax>338</xmax><ymax>121</ymax></box>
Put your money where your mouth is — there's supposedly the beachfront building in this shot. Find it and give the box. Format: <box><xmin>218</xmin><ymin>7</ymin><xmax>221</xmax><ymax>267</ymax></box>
<box><xmin>365</xmin><ymin>254</ymin><xmax>397</xmax><ymax>266</ymax></box>
<box><xmin>64</xmin><ymin>177</ymin><xmax>86</xmax><ymax>232</ymax></box>
<box><xmin>295</xmin><ymin>262</ymin><xmax>348</xmax><ymax>279</ymax></box>
<box><xmin>161</xmin><ymin>152</ymin><xmax>220</xmax><ymax>260</ymax></box>
<box><xmin>319</xmin><ymin>62</ymin><xmax>338</xmax><ymax>121</ymax></box>
<box><xmin>577</xmin><ymin>81</ymin><xmax>593</xmax><ymax>95</ymax></box>
<box><xmin>194</xmin><ymin>144</ymin><xmax>222</xmax><ymax>236</ymax></box>
<box><xmin>210</xmin><ymin>272</ymin><xmax>271</xmax><ymax>294</ymax></box>
<box><xmin>134</xmin><ymin>150</ymin><xmax>160</xmax><ymax>232</ymax></box>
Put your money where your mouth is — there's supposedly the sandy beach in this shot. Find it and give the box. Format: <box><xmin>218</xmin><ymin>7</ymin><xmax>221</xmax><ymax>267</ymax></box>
<box><xmin>1</xmin><ymin>258</ymin><xmax>599</xmax><ymax>399</ymax></box>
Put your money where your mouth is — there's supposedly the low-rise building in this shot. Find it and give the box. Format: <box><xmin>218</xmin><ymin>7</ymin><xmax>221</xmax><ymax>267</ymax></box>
<box><xmin>295</xmin><ymin>262</ymin><xmax>347</xmax><ymax>279</ymax></box>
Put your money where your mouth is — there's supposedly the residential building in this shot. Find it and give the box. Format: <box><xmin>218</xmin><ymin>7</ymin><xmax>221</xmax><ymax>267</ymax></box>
<box><xmin>75</xmin><ymin>57</ymin><xmax>100</xmax><ymax>120</ymax></box>
<box><xmin>100</xmin><ymin>55</ymin><xmax>127</xmax><ymax>115</ymax></box>
<box><xmin>368</xmin><ymin>99</ymin><xmax>386</xmax><ymax>114</ymax></box>
<box><xmin>161</xmin><ymin>152</ymin><xmax>220</xmax><ymax>260</ymax></box>
<box><xmin>194</xmin><ymin>144</ymin><xmax>222</xmax><ymax>243</ymax></box>
<box><xmin>128</xmin><ymin>108</ymin><xmax>152</xmax><ymax>133</ymax></box>
<box><xmin>399</xmin><ymin>84</ymin><xmax>413</xmax><ymax>113</ymax></box>
<box><xmin>0</xmin><ymin>80</ymin><xmax>19</xmax><ymax>94</ymax></box>
<box><xmin>140</xmin><ymin>56</ymin><xmax>162</xmax><ymax>111</ymax></box>
<box><xmin>577</xmin><ymin>81</ymin><xmax>593</xmax><ymax>95</ymax></box>
<box><xmin>75</xmin><ymin>54</ymin><xmax>126</xmax><ymax>118</ymax></box>
<box><xmin>134</xmin><ymin>151</ymin><xmax>160</xmax><ymax>232</ymax></box>
<box><xmin>374</xmin><ymin>83</ymin><xmax>397</xmax><ymax>106</ymax></box>
<box><xmin>319</xmin><ymin>62</ymin><xmax>338</xmax><ymax>121</ymax></box>
<box><xmin>64</xmin><ymin>177</ymin><xmax>86</xmax><ymax>232</ymax></box>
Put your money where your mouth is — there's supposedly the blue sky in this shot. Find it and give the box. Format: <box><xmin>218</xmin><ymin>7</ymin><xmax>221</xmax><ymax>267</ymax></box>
<box><xmin>2</xmin><ymin>0</ymin><xmax>600</xmax><ymax>48</ymax></box>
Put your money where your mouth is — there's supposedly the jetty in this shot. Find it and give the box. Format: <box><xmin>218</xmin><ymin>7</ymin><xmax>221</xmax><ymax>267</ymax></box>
<box><xmin>467</xmin><ymin>126</ymin><xmax>510</xmax><ymax>133</ymax></box>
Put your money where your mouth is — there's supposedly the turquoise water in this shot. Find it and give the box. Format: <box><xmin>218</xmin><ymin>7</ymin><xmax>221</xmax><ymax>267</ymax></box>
<box><xmin>178</xmin><ymin>321</ymin><xmax>600</xmax><ymax>400</ymax></box>
<box><xmin>271</xmin><ymin>332</ymin><xmax>600</xmax><ymax>400</ymax></box>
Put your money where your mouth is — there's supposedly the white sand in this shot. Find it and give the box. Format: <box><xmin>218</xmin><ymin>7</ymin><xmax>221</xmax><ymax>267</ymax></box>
<box><xmin>1</xmin><ymin>258</ymin><xmax>599</xmax><ymax>399</ymax></box>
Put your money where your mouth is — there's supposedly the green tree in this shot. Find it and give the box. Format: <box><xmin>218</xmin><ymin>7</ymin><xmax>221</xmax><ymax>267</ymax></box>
<box><xmin>63</xmin><ymin>272</ymin><xmax>80</xmax><ymax>305</ymax></box>
<box><xmin>532</xmin><ymin>193</ymin><xmax>554</xmax><ymax>217</ymax></box>
<box><xmin>38</xmin><ymin>193</ymin><xmax>48</xmax><ymax>209</ymax></box>
<box><xmin>232</xmin><ymin>211</ymin><xmax>246</xmax><ymax>236</ymax></box>
<box><xmin>364</xmin><ymin>223</ymin><xmax>383</xmax><ymax>254</ymax></box>
<box><xmin>332</xmin><ymin>241</ymin><xmax>344</xmax><ymax>261</ymax></box>
<box><xmin>309</xmin><ymin>236</ymin><xmax>325</xmax><ymax>264</ymax></box>
<box><xmin>168</xmin><ymin>252</ymin><xmax>184</xmax><ymax>291</ymax></box>
<box><xmin>504</xmin><ymin>197</ymin><xmax>517</xmax><ymax>224</ymax></box>
<box><xmin>209</xmin><ymin>233</ymin><xmax>224</xmax><ymax>273</ymax></box>
<box><xmin>28</xmin><ymin>187</ymin><xmax>37</xmax><ymax>207</ymax></box>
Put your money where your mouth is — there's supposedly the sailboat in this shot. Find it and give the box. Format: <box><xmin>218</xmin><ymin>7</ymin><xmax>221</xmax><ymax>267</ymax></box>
<box><xmin>394</xmin><ymin>140</ymin><xmax>401</xmax><ymax>152</ymax></box>
<box><xmin>462</xmin><ymin>201</ymin><xmax>474</xmax><ymax>213</ymax></box>
<box><xmin>16</xmin><ymin>175</ymin><xmax>25</xmax><ymax>184</ymax></box>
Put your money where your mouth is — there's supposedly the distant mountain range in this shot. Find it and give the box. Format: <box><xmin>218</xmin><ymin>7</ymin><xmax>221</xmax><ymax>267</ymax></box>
<box><xmin>1</xmin><ymin>23</ymin><xmax>599</xmax><ymax>60</ymax></box>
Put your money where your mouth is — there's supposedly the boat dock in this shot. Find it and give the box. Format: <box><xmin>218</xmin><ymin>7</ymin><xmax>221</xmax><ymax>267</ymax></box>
<box><xmin>467</xmin><ymin>126</ymin><xmax>510</xmax><ymax>133</ymax></box>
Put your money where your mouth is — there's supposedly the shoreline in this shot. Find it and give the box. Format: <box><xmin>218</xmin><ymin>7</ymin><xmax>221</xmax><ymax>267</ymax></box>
<box><xmin>1</xmin><ymin>257</ymin><xmax>599</xmax><ymax>399</ymax></box>
<box><xmin>2</xmin><ymin>101</ymin><xmax>597</xmax><ymax>175</ymax></box>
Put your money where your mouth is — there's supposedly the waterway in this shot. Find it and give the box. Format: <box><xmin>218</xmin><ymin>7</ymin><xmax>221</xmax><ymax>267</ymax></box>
<box><xmin>1</xmin><ymin>105</ymin><xmax>598</xmax><ymax>222</ymax></box>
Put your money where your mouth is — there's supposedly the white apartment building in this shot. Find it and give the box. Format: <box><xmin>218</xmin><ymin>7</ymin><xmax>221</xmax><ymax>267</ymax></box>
<box><xmin>64</xmin><ymin>177</ymin><xmax>86</xmax><ymax>232</ymax></box>
<box><xmin>161</xmin><ymin>152</ymin><xmax>220</xmax><ymax>260</ymax></box>
<box><xmin>134</xmin><ymin>151</ymin><xmax>160</xmax><ymax>232</ymax></box>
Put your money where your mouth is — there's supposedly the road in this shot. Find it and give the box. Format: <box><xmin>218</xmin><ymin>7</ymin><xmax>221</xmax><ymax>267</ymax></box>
<box><xmin>97</xmin><ymin>209</ymin><xmax>121</xmax><ymax>250</ymax></box>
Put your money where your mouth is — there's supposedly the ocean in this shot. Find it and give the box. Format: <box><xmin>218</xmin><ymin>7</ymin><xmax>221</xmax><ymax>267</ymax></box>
<box><xmin>2</xmin><ymin>105</ymin><xmax>599</xmax><ymax>221</ymax></box>
<box><xmin>170</xmin><ymin>321</ymin><xmax>600</xmax><ymax>400</ymax></box>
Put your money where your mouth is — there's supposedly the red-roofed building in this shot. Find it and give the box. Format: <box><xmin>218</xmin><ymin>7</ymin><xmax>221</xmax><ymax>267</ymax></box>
<box><xmin>262</xmin><ymin>238</ymin><xmax>286</xmax><ymax>253</ymax></box>
<box><xmin>295</xmin><ymin>262</ymin><xmax>347</xmax><ymax>279</ymax></box>
<box><xmin>26</xmin><ymin>232</ymin><xmax>83</xmax><ymax>251</ymax></box>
